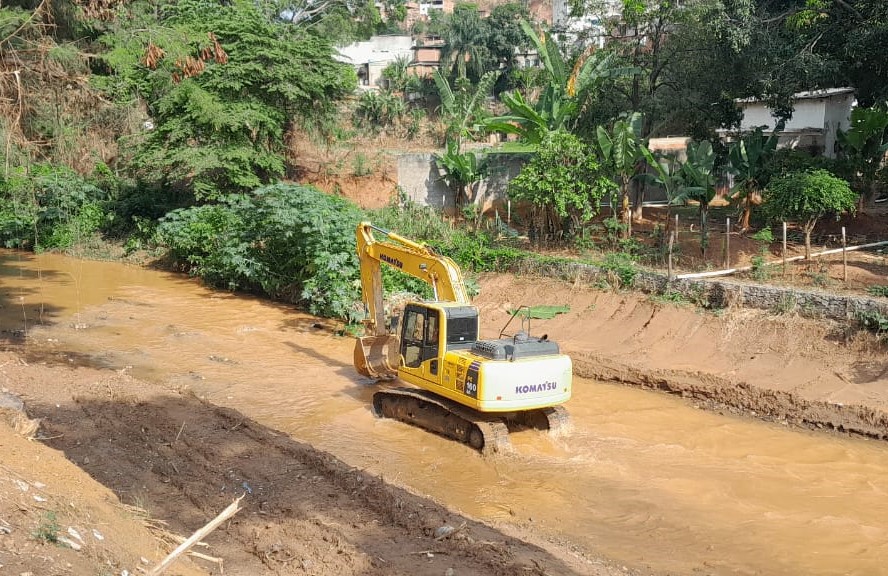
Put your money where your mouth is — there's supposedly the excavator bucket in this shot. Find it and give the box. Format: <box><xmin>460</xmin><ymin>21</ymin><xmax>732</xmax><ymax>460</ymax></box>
<box><xmin>354</xmin><ymin>335</ymin><xmax>400</xmax><ymax>379</ymax></box>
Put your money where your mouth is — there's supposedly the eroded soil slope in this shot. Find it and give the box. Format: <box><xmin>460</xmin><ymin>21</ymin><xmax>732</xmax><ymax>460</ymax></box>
<box><xmin>475</xmin><ymin>273</ymin><xmax>888</xmax><ymax>438</ymax></box>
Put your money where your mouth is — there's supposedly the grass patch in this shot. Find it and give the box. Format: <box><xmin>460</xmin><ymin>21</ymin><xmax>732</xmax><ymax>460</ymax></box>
<box><xmin>867</xmin><ymin>285</ymin><xmax>888</xmax><ymax>298</ymax></box>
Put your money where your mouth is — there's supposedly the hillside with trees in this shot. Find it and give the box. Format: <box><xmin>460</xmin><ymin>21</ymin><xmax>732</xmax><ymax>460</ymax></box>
<box><xmin>0</xmin><ymin>0</ymin><xmax>886</xmax><ymax>329</ymax></box>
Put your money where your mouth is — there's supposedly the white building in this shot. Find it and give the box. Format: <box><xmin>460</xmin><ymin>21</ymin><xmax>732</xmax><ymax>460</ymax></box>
<box><xmin>722</xmin><ymin>87</ymin><xmax>856</xmax><ymax>158</ymax></box>
<box><xmin>335</xmin><ymin>35</ymin><xmax>414</xmax><ymax>89</ymax></box>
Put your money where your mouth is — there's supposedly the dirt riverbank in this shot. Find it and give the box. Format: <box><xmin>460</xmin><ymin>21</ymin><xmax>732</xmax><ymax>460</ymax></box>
<box><xmin>0</xmin><ymin>351</ymin><xmax>634</xmax><ymax>576</ymax></box>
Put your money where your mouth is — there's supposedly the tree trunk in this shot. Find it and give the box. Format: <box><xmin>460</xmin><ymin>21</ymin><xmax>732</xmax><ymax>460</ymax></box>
<box><xmin>620</xmin><ymin>181</ymin><xmax>632</xmax><ymax>239</ymax></box>
<box><xmin>699</xmin><ymin>203</ymin><xmax>709</xmax><ymax>259</ymax></box>
<box><xmin>739</xmin><ymin>195</ymin><xmax>752</xmax><ymax>231</ymax></box>
<box><xmin>631</xmin><ymin>176</ymin><xmax>645</xmax><ymax>223</ymax></box>
<box><xmin>804</xmin><ymin>219</ymin><xmax>817</xmax><ymax>260</ymax></box>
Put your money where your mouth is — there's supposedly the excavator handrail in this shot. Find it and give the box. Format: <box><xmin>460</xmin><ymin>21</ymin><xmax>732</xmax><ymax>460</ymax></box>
<box><xmin>498</xmin><ymin>305</ymin><xmax>532</xmax><ymax>340</ymax></box>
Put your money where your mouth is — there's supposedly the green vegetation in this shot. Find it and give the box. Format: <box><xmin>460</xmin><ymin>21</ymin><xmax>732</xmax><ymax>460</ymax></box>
<box><xmin>32</xmin><ymin>511</ymin><xmax>60</xmax><ymax>544</ymax></box>
<box><xmin>507</xmin><ymin>305</ymin><xmax>571</xmax><ymax>320</ymax></box>
<box><xmin>763</xmin><ymin>170</ymin><xmax>858</xmax><ymax>259</ymax></box>
<box><xmin>508</xmin><ymin>131</ymin><xmax>615</xmax><ymax>241</ymax></box>
<box><xmin>867</xmin><ymin>286</ymin><xmax>888</xmax><ymax>298</ymax></box>
<box><xmin>857</xmin><ymin>310</ymin><xmax>888</xmax><ymax>337</ymax></box>
<box><xmin>0</xmin><ymin>0</ymin><xmax>886</xmax><ymax>325</ymax></box>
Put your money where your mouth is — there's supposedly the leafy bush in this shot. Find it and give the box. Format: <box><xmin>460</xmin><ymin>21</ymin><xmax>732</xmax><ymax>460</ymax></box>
<box><xmin>598</xmin><ymin>252</ymin><xmax>638</xmax><ymax>289</ymax></box>
<box><xmin>867</xmin><ymin>285</ymin><xmax>888</xmax><ymax>298</ymax></box>
<box><xmin>763</xmin><ymin>169</ymin><xmax>857</xmax><ymax>259</ymax></box>
<box><xmin>354</xmin><ymin>90</ymin><xmax>406</xmax><ymax>131</ymax></box>
<box><xmin>159</xmin><ymin>184</ymin><xmax>365</xmax><ymax>320</ymax></box>
<box><xmin>0</xmin><ymin>164</ymin><xmax>108</xmax><ymax>250</ymax></box>
<box><xmin>509</xmin><ymin>131</ymin><xmax>615</xmax><ymax>240</ymax></box>
<box><xmin>857</xmin><ymin>310</ymin><xmax>888</xmax><ymax>336</ymax></box>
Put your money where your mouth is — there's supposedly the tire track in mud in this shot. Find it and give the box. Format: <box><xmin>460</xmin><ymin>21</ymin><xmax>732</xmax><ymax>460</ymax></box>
<box><xmin>574</xmin><ymin>353</ymin><xmax>888</xmax><ymax>441</ymax></box>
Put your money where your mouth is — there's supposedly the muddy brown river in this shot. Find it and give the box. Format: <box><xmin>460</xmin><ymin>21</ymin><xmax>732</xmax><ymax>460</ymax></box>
<box><xmin>2</xmin><ymin>250</ymin><xmax>887</xmax><ymax>575</ymax></box>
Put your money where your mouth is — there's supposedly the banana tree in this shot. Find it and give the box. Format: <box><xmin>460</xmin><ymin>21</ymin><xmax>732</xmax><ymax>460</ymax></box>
<box><xmin>639</xmin><ymin>146</ymin><xmax>683</xmax><ymax>232</ymax></box>
<box><xmin>837</xmin><ymin>106</ymin><xmax>888</xmax><ymax>211</ymax></box>
<box><xmin>485</xmin><ymin>19</ymin><xmax>633</xmax><ymax>144</ymax></box>
<box><xmin>435</xmin><ymin>139</ymin><xmax>489</xmax><ymax>210</ymax></box>
<box><xmin>596</xmin><ymin>113</ymin><xmax>647</xmax><ymax>238</ymax></box>
<box><xmin>433</xmin><ymin>69</ymin><xmax>498</xmax><ymax>147</ymax></box>
<box><xmin>674</xmin><ymin>140</ymin><xmax>717</xmax><ymax>257</ymax></box>
<box><xmin>728</xmin><ymin>127</ymin><xmax>779</xmax><ymax>231</ymax></box>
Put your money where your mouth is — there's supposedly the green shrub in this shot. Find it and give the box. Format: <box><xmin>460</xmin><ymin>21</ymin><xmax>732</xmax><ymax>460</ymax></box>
<box><xmin>868</xmin><ymin>285</ymin><xmax>888</xmax><ymax>298</ymax></box>
<box><xmin>598</xmin><ymin>252</ymin><xmax>637</xmax><ymax>289</ymax></box>
<box><xmin>159</xmin><ymin>184</ymin><xmax>365</xmax><ymax>320</ymax></box>
<box><xmin>857</xmin><ymin>310</ymin><xmax>888</xmax><ymax>336</ymax></box>
<box><xmin>0</xmin><ymin>164</ymin><xmax>109</xmax><ymax>250</ymax></box>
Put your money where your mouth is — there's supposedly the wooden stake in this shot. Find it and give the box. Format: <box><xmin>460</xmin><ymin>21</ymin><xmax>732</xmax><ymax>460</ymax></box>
<box><xmin>667</xmin><ymin>230</ymin><xmax>675</xmax><ymax>281</ymax></box>
<box><xmin>724</xmin><ymin>218</ymin><xmax>731</xmax><ymax>268</ymax></box>
<box><xmin>148</xmin><ymin>496</ymin><xmax>243</xmax><ymax>576</ymax></box>
<box><xmin>782</xmin><ymin>221</ymin><xmax>787</xmax><ymax>276</ymax></box>
<box><xmin>842</xmin><ymin>226</ymin><xmax>847</xmax><ymax>283</ymax></box>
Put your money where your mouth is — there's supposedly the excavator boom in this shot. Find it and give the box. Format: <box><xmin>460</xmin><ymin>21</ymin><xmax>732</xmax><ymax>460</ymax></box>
<box><xmin>354</xmin><ymin>222</ymin><xmax>468</xmax><ymax>378</ymax></box>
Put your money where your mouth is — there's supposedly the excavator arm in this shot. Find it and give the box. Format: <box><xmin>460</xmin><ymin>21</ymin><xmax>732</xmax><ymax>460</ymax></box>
<box><xmin>354</xmin><ymin>222</ymin><xmax>469</xmax><ymax>379</ymax></box>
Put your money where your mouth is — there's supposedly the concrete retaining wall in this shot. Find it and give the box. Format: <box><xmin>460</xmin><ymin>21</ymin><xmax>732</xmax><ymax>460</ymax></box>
<box><xmin>397</xmin><ymin>152</ymin><xmax>528</xmax><ymax>211</ymax></box>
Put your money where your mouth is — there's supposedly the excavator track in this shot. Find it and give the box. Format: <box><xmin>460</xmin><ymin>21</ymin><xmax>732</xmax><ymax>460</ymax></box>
<box><xmin>372</xmin><ymin>388</ymin><xmax>512</xmax><ymax>455</ymax></box>
<box><xmin>509</xmin><ymin>404</ymin><xmax>571</xmax><ymax>436</ymax></box>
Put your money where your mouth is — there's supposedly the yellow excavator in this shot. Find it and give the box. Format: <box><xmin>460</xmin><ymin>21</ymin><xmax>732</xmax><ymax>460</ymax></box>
<box><xmin>353</xmin><ymin>222</ymin><xmax>572</xmax><ymax>453</ymax></box>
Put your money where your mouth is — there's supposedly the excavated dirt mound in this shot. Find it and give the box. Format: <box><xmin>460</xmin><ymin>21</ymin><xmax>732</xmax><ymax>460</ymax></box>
<box><xmin>474</xmin><ymin>273</ymin><xmax>888</xmax><ymax>439</ymax></box>
<box><xmin>0</xmin><ymin>352</ymin><xmax>631</xmax><ymax>576</ymax></box>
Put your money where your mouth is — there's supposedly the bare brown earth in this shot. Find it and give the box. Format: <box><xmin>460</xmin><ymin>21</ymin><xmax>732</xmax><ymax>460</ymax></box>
<box><xmin>0</xmin><ymin>350</ymin><xmax>632</xmax><ymax>576</ymax></box>
<box><xmin>474</xmin><ymin>273</ymin><xmax>888</xmax><ymax>439</ymax></box>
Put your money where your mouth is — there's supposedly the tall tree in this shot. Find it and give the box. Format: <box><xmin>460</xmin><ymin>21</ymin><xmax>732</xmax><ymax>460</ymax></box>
<box><xmin>99</xmin><ymin>0</ymin><xmax>356</xmax><ymax>200</ymax></box>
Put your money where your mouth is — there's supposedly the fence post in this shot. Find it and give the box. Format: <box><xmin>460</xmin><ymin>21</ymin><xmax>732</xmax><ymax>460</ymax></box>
<box><xmin>668</xmin><ymin>230</ymin><xmax>675</xmax><ymax>281</ymax></box>
<box><xmin>842</xmin><ymin>226</ymin><xmax>847</xmax><ymax>283</ymax></box>
<box><xmin>725</xmin><ymin>217</ymin><xmax>731</xmax><ymax>268</ymax></box>
<box><xmin>782</xmin><ymin>221</ymin><xmax>787</xmax><ymax>276</ymax></box>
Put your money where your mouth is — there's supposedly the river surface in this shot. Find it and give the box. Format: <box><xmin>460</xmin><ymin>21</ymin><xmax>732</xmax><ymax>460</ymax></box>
<box><xmin>2</xmin><ymin>250</ymin><xmax>887</xmax><ymax>575</ymax></box>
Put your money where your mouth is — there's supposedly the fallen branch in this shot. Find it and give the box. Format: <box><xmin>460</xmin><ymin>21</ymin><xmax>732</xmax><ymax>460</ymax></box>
<box><xmin>148</xmin><ymin>496</ymin><xmax>243</xmax><ymax>576</ymax></box>
<box><xmin>188</xmin><ymin>550</ymin><xmax>224</xmax><ymax>573</ymax></box>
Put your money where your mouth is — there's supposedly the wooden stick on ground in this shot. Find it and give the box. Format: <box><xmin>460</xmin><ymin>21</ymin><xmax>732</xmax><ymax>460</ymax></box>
<box><xmin>148</xmin><ymin>496</ymin><xmax>243</xmax><ymax>576</ymax></box>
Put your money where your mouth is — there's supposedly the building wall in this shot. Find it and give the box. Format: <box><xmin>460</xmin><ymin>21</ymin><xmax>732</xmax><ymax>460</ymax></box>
<box><xmin>736</xmin><ymin>90</ymin><xmax>855</xmax><ymax>158</ymax></box>
<box><xmin>823</xmin><ymin>92</ymin><xmax>856</xmax><ymax>157</ymax></box>
<box><xmin>740</xmin><ymin>99</ymin><xmax>826</xmax><ymax>132</ymax></box>
<box><xmin>397</xmin><ymin>152</ymin><xmax>669</xmax><ymax>212</ymax></box>
<box><xmin>336</xmin><ymin>35</ymin><xmax>414</xmax><ymax>88</ymax></box>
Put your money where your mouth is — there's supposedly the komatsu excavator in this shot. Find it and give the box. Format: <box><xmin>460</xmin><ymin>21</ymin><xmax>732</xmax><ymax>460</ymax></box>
<box><xmin>353</xmin><ymin>222</ymin><xmax>572</xmax><ymax>453</ymax></box>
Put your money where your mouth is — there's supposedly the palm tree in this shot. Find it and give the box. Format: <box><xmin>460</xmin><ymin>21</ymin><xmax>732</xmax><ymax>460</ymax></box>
<box><xmin>438</xmin><ymin>4</ymin><xmax>490</xmax><ymax>81</ymax></box>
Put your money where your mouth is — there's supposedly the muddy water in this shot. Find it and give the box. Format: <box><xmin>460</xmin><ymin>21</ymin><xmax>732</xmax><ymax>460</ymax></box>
<box><xmin>4</xmin><ymin>250</ymin><xmax>888</xmax><ymax>575</ymax></box>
